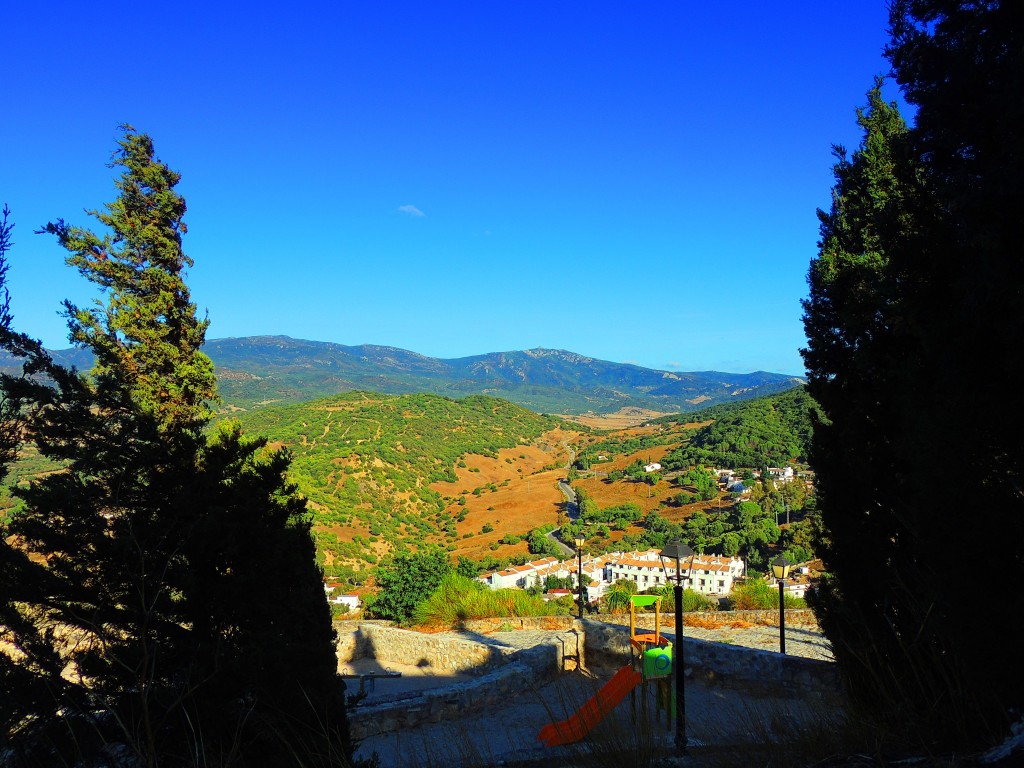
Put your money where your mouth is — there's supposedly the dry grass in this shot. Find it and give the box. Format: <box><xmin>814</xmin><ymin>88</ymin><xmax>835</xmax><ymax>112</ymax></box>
<box><xmin>558</xmin><ymin>408</ymin><xmax>672</xmax><ymax>430</ymax></box>
<box><xmin>427</xmin><ymin>429</ymin><xmax>581</xmax><ymax>560</ymax></box>
<box><xmin>685</xmin><ymin>615</ymin><xmax>755</xmax><ymax>630</ymax></box>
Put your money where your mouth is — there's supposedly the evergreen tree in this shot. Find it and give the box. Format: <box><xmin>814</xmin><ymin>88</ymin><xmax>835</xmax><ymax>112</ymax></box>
<box><xmin>804</xmin><ymin>1</ymin><xmax>1024</xmax><ymax>749</ymax></box>
<box><xmin>0</xmin><ymin>131</ymin><xmax>351</xmax><ymax>766</ymax></box>
<box><xmin>0</xmin><ymin>206</ymin><xmax>78</xmax><ymax>757</ymax></box>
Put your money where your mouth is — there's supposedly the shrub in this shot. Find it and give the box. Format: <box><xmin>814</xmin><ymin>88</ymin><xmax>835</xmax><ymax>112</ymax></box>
<box><xmin>728</xmin><ymin>579</ymin><xmax>805</xmax><ymax>610</ymax></box>
<box><xmin>411</xmin><ymin>574</ymin><xmax>556</xmax><ymax>627</ymax></box>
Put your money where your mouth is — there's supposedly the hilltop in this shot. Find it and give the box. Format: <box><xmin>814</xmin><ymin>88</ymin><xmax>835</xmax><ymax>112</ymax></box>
<box><xmin>4</xmin><ymin>384</ymin><xmax>815</xmax><ymax>572</ymax></box>
<box><xmin>1</xmin><ymin>336</ymin><xmax>804</xmax><ymax>415</ymax></box>
<box><xmin>210</xmin><ymin>336</ymin><xmax>804</xmax><ymax>414</ymax></box>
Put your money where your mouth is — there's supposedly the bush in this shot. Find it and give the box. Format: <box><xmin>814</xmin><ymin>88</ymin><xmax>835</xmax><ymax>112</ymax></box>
<box><xmin>728</xmin><ymin>579</ymin><xmax>805</xmax><ymax>610</ymax></box>
<box><xmin>654</xmin><ymin>584</ymin><xmax>718</xmax><ymax>612</ymax></box>
<box><xmin>411</xmin><ymin>574</ymin><xmax>556</xmax><ymax>627</ymax></box>
<box><xmin>368</xmin><ymin>549</ymin><xmax>452</xmax><ymax>624</ymax></box>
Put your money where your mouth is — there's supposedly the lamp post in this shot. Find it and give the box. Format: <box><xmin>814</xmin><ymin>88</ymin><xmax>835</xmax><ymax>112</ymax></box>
<box><xmin>574</xmin><ymin>534</ymin><xmax>586</xmax><ymax>620</ymax></box>
<box><xmin>771</xmin><ymin>555</ymin><xmax>792</xmax><ymax>655</ymax></box>
<box><xmin>659</xmin><ymin>541</ymin><xmax>694</xmax><ymax>757</ymax></box>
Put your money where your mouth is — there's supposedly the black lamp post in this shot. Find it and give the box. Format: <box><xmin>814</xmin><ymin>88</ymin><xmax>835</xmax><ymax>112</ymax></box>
<box><xmin>574</xmin><ymin>534</ymin><xmax>586</xmax><ymax>620</ymax></box>
<box><xmin>659</xmin><ymin>540</ymin><xmax>694</xmax><ymax>757</ymax></box>
<box><xmin>771</xmin><ymin>555</ymin><xmax>792</xmax><ymax>655</ymax></box>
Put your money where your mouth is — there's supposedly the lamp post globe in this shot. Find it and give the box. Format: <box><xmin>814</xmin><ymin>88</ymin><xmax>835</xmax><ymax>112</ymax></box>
<box><xmin>771</xmin><ymin>555</ymin><xmax>792</xmax><ymax>655</ymax></box>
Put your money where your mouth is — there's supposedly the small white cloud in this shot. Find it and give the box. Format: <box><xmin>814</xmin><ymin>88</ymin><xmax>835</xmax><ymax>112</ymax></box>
<box><xmin>665</xmin><ymin>361</ymin><xmax>682</xmax><ymax>370</ymax></box>
<box><xmin>398</xmin><ymin>204</ymin><xmax>425</xmax><ymax>217</ymax></box>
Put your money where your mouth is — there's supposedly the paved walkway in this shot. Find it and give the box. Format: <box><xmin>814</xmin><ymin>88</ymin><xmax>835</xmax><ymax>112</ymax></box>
<box><xmin>355</xmin><ymin>662</ymin><xmax>839</xmax><ymax>768</ymax></box>
<box><xmin>351</xmin><ymin>622</ymin><xmax>838</xmax><ymax>767</ymax></box>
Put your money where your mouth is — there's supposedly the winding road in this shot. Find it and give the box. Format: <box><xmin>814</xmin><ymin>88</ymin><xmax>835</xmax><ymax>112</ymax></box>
<box><xmin>545</xmin><ymin>440</ymin><xmax>580</xmax><ymax>558</ymax></box>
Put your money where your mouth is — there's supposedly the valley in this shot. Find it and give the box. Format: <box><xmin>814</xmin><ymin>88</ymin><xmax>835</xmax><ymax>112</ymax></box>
<box><xmin>224</xmin><ymin>386</ymin><xmax>816</xmax><ymax>584</ymax></box>
<box><xmin>0</xmin><ymin>340</ymin><xmax>817</xmax><ymax>588</ymax></box>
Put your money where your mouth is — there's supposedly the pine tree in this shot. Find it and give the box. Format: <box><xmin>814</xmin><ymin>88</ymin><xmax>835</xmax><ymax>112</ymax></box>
<box><xmin>1</xmin><ymin>131</ymin><xmax>351</xmax><ymax>766</ymax></box>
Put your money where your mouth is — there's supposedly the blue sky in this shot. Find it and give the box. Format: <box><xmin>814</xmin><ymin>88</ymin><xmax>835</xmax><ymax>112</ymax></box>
<box><xmin>2</xmin><ymin>1</ymin><xmax>899</xmax><ymax>375</ymax></box>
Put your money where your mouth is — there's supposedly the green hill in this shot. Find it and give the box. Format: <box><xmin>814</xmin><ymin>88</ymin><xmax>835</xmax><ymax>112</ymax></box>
<box><xmin>225</xmin><ymin>391</ymin><xmax>562</xmax><ymax>576</ymax></box>
<box><xmin>2</xmin><ymin>336</ymin><xmax>805</xmax><ymax>415</ymax></box>
<box><xmin>209</xmin><ymin>337</ymin><xmax>804</xmax><ymax>414</ymax></box>
<box><xmin>660</xmin><ymin>386</ymin><xmax>818</xmax><ymax>470</ymax></box>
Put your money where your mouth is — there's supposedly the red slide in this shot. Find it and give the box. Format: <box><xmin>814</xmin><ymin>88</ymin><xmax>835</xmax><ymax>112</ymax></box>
<box><xmin>537</xmin><ymin>665</ymin><xmax>643</xmax><ymax>747</ymax></box>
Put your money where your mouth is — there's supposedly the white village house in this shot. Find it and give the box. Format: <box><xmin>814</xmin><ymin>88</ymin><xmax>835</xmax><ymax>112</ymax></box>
<box><xmin>605</xmin><ymin>550</ymin><xmax>746</xmax><ymax>595</ymax></box>
<box><xmin>479</xmin><ymin>554</ymin><xmax>608</xmax><ymax>603</ymax></box>
<box><xmin>323</xmin><ymin>582</ymin><xmax>362</xmax><ymax>612</ymax></box>
<box><xmin>479</xmin><ymin>549</ymin><xmax>746</xmax><ymax>601</ymax></box>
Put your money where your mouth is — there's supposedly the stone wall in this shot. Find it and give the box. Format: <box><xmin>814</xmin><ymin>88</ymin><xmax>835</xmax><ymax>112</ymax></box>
<box><xmin>341</xmin><ymin>622</ymin><xmax>499</xmax><ymax>673</ymax></box>
<box><xmin>581</xmin><ymin>617</ymin><xmax>842</xmax><ymax>702</ymax></box>
<box><xmin>341</xmin><ymin>624</ymin><xmax>581</xmax><ymax>740</ymax></box>
<box><xmin>339</xmin><ymin>616</ymin><xmax>842</xmax><ymax>737</ymax></box>
<box><xmin>587</xmin><ymin>608</ymin><xmax>820</xmax><ymax>630</ymax></box>
<box><xmin>335</xmin><ymin>616</ymin><xmax>579</xmax><ymax>667</ymax></box>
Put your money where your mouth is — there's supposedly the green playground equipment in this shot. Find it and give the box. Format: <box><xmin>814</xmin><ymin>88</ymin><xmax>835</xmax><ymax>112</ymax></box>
<box><xmin>538</xmin><ymin>593</ymin><xmax>678</xmax><ymax>747</ymax></box>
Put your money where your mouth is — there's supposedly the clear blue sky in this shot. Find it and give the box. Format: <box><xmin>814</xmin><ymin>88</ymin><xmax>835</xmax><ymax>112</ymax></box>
<box><xmin>2</xmin><ymin>1</ymin><xmax>899</xmax><ymax>375</ymax></box>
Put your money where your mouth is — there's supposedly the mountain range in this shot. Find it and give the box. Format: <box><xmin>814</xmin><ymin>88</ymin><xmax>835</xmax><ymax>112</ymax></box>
<box><xmin>1</xmin><ymin>335</ymin><xmax>805</xmax><ymax>415</ymax></box>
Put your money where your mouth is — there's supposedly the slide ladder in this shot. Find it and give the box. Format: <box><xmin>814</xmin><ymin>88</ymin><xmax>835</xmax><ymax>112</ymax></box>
<box><xmin>537</xmin><ymin>665</ymin><xmax>643</xmax><ymax>747</ymax></box>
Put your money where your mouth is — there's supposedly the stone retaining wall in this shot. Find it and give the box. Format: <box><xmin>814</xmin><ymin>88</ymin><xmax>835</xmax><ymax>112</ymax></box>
<box><xmin>338</xmin><ymin>615</ymin><xmax>842</xmax><ymax>737</ymax></box>
<box><xmin>343</xmin><ymin>625</ymin><xmax>580</xmax><ymax>740</ymax></box>
<box><xmin>582</xmin><ymin>617</ymin><xmax>841</xmax><ymax>702</ymax></box>
<box><xmin>587</xmin><ymin>608</ymin><xmax>820</xmax><ymax>629</ymax></box>
<box><xmin>340</xmin><ymin>622</ymin><xmax>498</xmax><ymax>673</ymax></box>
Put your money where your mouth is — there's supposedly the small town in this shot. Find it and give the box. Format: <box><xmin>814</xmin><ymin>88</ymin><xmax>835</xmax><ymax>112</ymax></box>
<box><xmin>326</xmin><ymin>549</ymin><xmax>822</xmax><ymax>615</ymax></box>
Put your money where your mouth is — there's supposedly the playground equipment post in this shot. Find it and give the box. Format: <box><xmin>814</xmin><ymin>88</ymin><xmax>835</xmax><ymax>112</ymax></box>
<box><xmin>660</xmin><ymin>541</ymin><xmax>695</xmax><ymax>758</ymax></box>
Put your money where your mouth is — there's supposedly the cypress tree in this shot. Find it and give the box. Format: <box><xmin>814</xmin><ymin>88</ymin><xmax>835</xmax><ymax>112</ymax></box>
<box><xmin>1</xmin><ymin>130</ymin><xmax>350</xmax><ymax>766</ymax></box>
<box><xmin>805</xmin><ymin>0</ymin><xmax>1024</xmax><ymax>750</ymax></box>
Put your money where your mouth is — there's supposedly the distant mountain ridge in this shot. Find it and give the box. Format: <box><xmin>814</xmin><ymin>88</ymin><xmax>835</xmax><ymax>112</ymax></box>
<box><xmin>206</xmin><ymin>336</ymin><xmax>804</xmax><ymax>414</ymax></box>
<box><xmin>2</xmin><ymin>335</ymin><xmax>805</xmax><ymax>415</ymax></box>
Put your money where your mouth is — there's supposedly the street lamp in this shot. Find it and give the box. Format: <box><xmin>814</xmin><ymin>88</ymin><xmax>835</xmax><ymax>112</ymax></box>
<box><xmin>659</xmin><ymin>541</ymin><xmax>694</xmax><ymax>757</ymax></box>
<box><xmin>772</xmin><ymin>555</ymin><xmax>792</xmax><ymax>655</ymax></box>
<box><xmin>574</xmin><ymin>534</ymin><xmax>586</xmax><ymax>620</ymax></box>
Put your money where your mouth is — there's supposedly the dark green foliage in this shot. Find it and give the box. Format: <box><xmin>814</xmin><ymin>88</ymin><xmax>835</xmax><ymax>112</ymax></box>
<box><xmin>0</xmin><ymin>206</ymin><xmax>17</xmax><ymax>480</ymax></box>
<box><xmin>0</xmin><ymin>207</ymin><xmax>74</xmax><ymax>757</ymax></box>
<box><xmin>0</xmin><ymin>133</ymin><xmax>350</xmax><ymax>765</ymax></box>
<box><xmin>678</xmin><ymin>465</ymin><xmax>718</xmax><ymax>501</ymax></box>
<box><xmin>368</xmin><ymin>548</ymin><xmax>452</xmax><ymax>624</ymax></box>
<box><xmin>662</xmin><ymin>387</ymin><xmax>816</xmax><ymax>470</ymax></box>
<box><xmin>526</xmin><ymin>526</ymin><xmax>562</xmax><ymax>557</ymax></box>
<box><xmin>456</xmin><ymin>555</ymin><xmax>480</xmax><ymax>578</ymax></box>
<box><xmin>804</xmin><ymin>2</ymin><xmax>1024</xmax><ymax>749</ymax></box>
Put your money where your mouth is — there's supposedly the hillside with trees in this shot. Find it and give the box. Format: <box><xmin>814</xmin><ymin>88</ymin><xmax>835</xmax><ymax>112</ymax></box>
<box><xmin>228</xmin><ymin>391</ymin><xmax>564</xmax><ymax>576</ymax></box>
<box><xmin>660</xmin><ymin>386</ymin><xmax>815</xmax><ymax>470</ymax></box>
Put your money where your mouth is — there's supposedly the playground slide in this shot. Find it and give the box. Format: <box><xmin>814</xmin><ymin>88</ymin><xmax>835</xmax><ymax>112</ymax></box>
<box><xmin>537</xmin><ymin>665</ymin><xmax>643</xmax><ymax>747</ymax></box>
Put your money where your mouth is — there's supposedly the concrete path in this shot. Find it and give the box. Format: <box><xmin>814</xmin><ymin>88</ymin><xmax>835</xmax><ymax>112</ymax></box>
<box><xmin>354</xmin><ymin>662</ymin><xmax>837</xmax><ymax>768</ymax></box>
<box><xmin>352</xmin><ymin>623</ymin><xmax>838</xmax><ymax>767</ymax></box>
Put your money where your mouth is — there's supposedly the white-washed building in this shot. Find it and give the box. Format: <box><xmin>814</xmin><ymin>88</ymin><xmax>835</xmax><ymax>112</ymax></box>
<box><xmin>605</xmin><ymin>549</ymin><xmax>745</xmax><ymax>595</ymax></box>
